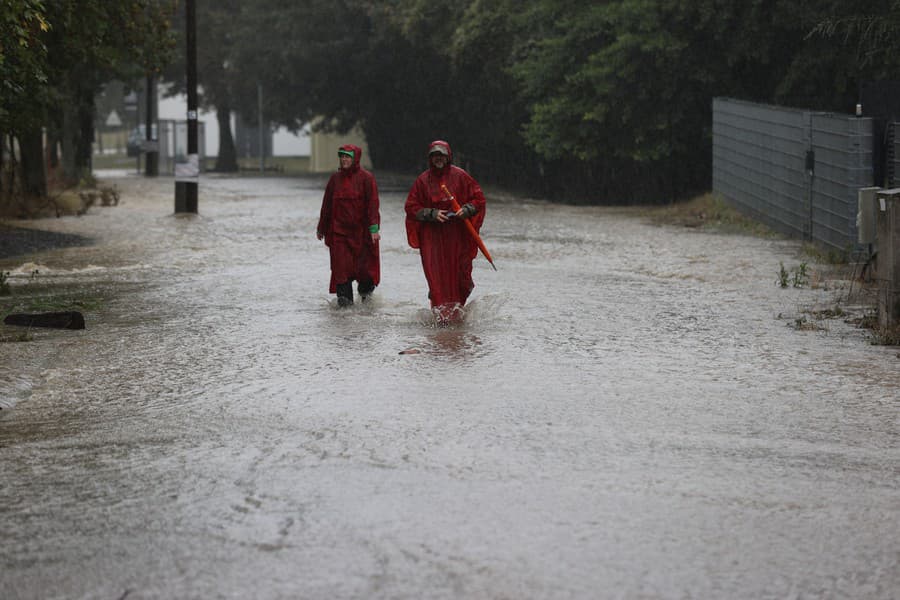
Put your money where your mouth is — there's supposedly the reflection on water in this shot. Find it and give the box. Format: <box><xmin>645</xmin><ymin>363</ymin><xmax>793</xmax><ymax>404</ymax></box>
<box><xmin>428</xmin><ymin>328</ymin><xmax>482</xmax><ymax>358</ymax></box>
<box><xmin>0</xmin><ymin>173</ymin><xmax>897</xmax><ymax>599</ymax></box>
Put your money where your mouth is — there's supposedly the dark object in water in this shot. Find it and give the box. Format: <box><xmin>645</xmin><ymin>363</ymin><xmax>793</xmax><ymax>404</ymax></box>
<box><xmin>4</xmin><ymin>311</ymin><xmax>85</xmax><ymax>330</ymax></box>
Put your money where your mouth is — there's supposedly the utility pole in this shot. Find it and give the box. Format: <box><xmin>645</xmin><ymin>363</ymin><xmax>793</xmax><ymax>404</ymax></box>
<box><xmin>258</xmin><ymin>82</ymin><xmax>265</xmax><ymax>173</ymax></box>
<box><xmin>145</xmin><ymin>74</ymin><xmax>158</xmax><ymax>176</ymax></box>
<box><xmin>175</xmin><ymin>0</ymin><xmax>198</xmax><ymax>213</ymax></box>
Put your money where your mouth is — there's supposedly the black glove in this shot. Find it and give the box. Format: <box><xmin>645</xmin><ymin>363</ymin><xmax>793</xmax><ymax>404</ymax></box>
<box><xmin>416</xmin><ymin>208</ymin><xmax>441</xmax><ymax>221</ymax></box>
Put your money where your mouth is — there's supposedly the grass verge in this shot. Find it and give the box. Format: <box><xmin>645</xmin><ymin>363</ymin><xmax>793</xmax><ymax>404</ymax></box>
<box><xmin>642</xmin><ymin>192</ymin><xmax>779</xmax><ymax>237</ymax></box>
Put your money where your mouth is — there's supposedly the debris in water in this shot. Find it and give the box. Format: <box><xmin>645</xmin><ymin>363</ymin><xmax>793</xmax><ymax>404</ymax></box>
<box><xmin>398</xmin><ymin>348</ymin><xmax>421</xmax><ymax>355</ymax></box>
<box><xmin>4</xmin><ymin>311</ymin><xmax>85</xmax><ymax>330</ymax></box>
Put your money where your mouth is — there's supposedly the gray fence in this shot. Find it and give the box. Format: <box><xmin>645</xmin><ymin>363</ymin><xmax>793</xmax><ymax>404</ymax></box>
<box><xmin>712</xmin><ymin>97</ymin><xmax>873</xmax><ymax>250</ymax></box>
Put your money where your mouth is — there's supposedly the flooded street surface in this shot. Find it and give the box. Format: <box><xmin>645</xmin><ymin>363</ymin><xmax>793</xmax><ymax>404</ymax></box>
<box><xmin>1</xmin><ymin>173</ymin><xmax>897</xmax><ymax>599</ymax></box>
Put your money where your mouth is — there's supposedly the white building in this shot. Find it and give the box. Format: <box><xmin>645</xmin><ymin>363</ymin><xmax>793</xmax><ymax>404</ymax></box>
<box><xmin>158</xmin><ymin>92</ymin><xmax>310</xmax><ymax>158</ymax></box>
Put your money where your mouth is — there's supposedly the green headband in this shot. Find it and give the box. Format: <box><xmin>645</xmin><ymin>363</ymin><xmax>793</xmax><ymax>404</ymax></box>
<box><xmin>338</xmin><ymin>149</ymin><xmax>354</xmax><ymax>158</ymax></box>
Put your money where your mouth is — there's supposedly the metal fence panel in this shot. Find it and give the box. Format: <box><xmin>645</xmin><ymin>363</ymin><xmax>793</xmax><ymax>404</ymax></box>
<box><xmin>713</xmin><ymin>97</ymin><xmax>873</xmax><ymax>250</ymax></box>
<box><xmin>713</xmin><ymin>98</ymin><xmax>809</xmax><ymax>238</ymax></box>
<box><xmin>810</xmin><ymin>113</ymin><xmax>872</xmax><ymax>249</ymax></box>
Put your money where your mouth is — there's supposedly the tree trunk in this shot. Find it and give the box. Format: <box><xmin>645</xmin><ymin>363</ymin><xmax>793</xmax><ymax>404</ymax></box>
<box><xmin>60</xmin><ymin>105</ymin><xmax>78</xmax><ymax>182</ymax></box>
<box><xmin>19</xmin><ymin>128</ymin><xmax>47</xmax><ymax>198</ymax></box>
<box><xmin>76</xmin><ymin>85</ymin><xmax>95</xmax><ymax>175</ymax></box>
<box><xmin>46</xmin><ymin>116</ymin><xmax>62</xmax><ymax>170</ymax></box>
<box><xmin>215</xmin><ymin>105</ymin><xmax>238</xmax><ymax>172</ymax></box>
<box><xmin>0</xmin><ymin>132</ymin><xmax>7</xmax><ymax>208</ymax></box>
<box><xmin>48</xmin><ymin>134</ymin><xmax>60</xmax><ymax>169</ymax></box>
<box><xmin>0</xmin><ymin>131</ymin><xmax>5</xmax><ymax>199</ymax></box>
<box><xmin>5</xmin><ymin>134</ymin><xmax>16</xmax><ymax>201</ymax></box>
<box><xmin>60</xmin><ymin>84</ymin><xmax>95</xmax><ymax>183</ymax></box>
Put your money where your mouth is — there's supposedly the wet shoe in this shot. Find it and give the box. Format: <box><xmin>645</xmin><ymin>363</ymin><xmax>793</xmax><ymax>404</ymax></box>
<box><xmin>358</xmin><ymin>281</ymin><xmax>375</xmax><ymax>301</ymax></box>
<box><xmin>336</xmin><ymin>282</ymin><xmax>353</xmax><ymax>307</ymax></box>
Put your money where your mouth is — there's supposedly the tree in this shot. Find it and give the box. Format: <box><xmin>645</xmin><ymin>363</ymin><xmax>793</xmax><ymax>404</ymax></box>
<box><xmin>209</xmin><ymin>0</ymin><xmax>463</xmax><ymax>171</ymax></box>
<box><xmin>4</xmin><ymin>0</ymin><xmax>175</xmax><ymax>207</ymax></box>
<box><xmin>443</xmin><ymin>0</ymin><xmax>541</xmax><ymax>188</ymax></box>
<box><xmin>1</xmin><ymin>0</ymin><xmax>50</xmax><ymax>200</ymax></box>
<box><xmin>167</xmin><ymin>0</ymin><xmax>884</xmax><ymax>205</ymax></box>
<box><xmin>164</xmin><ymin>0</ymin><xmax>242</xmax><ymax>172</ymax></box>
<box><xmin>803</xmin><ymin>0</ymin><xmax>900</xmax><ymax>107</ymax></box>
<box><xmin>41</xmin><ymin>1</ymin><xmax>175</xmax><ymax>183</ymax></box>
<box><xmin>0</xmin><ymin>0</ymin><xmax>50</xmax><ymax>133</ymax></box>
<box><xmin>809</xmin><ymin>0</ymin><xmax>900</xmax><ymax>70</ymax></box>
<box><xmin>506</xmin><ymin>0</ymin><xmax>865</xmax><ymax>202</ymax></box>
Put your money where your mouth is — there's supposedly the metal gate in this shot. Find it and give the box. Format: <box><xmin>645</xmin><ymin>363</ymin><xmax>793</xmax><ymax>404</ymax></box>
<box><xmin>713</xmin><ymin>97</ymin><xmax>873</xmax><ymax>250</ymax></box>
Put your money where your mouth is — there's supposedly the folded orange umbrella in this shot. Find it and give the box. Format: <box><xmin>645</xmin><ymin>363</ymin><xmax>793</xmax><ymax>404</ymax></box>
<box><xmin>440</xmin><ymin>183</ymin><xmax>497</xmax><ymax>271</ymax></box>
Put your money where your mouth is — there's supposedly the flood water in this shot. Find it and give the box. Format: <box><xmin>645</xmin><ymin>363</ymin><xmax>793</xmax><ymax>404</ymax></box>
<box><xmin>1</xmin><ymin>172</ymin><xmax>897</xmax><ymax>599</ymax></box>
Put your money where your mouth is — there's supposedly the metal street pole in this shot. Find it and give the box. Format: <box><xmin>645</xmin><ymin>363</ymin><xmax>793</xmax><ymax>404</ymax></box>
<box><xmin>145</xmin><ymin>74</ymin><xmax>158</xmax><ymax>176</ymax></box>
<box><xmin>258</xmin><ymin>82</ymin><xmax>264</xmax><ymax>173</ymax></box>
<box><xmin>175</xmin><ymin>0</ymin><xmax>199</xmax><ymax>213</ymax></box>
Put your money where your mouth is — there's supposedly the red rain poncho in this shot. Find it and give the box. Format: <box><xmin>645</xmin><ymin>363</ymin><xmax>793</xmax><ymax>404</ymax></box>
<box><xmin>404</xmin><ymin>140</ymin><xmax>487</xmax><ymax>308</ymax></box>
<box><xmin>317</xmin><ymin>144</ymin><xmax>380</xmax><ymax>293</ymax></box>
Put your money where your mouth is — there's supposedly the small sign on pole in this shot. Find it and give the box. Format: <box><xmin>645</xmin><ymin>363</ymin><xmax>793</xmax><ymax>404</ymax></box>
<box><xmin>175</xmin><ymin>154</ymin><xmax>199</xmax><ymax>180</ymax></box>
<box><xmin>124</xmin><ymin>92</ymin><xmax>138</xmax><ymax>112</ymax></box>
<box><xmin>105</xmin><ymin>109</ymin><xmax>122</xmax><ymax>127</ymax></box>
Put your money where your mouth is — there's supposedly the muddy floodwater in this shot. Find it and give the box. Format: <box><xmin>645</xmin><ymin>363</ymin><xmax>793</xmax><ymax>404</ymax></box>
<box><xmin>1</xmin><ymin>172</ymin><xmax>898</xmax><ymax>599</ymax></box>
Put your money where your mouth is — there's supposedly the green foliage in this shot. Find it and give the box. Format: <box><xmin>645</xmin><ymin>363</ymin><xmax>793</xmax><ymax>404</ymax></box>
<box><xmin>0</xmin><ymin>0</ymin><xmax>50</xmax><ymax>132</ymax></box>
<box><xmin>808</xmin><ymin>2</ymin><xmax>900</xmax><ymax>74</ymax></box>
<box><xmin>778</xmin><ymin>262</ymin><xmax>809</xmax><ymax>288</ymax></box>
<box><xmin>792</xmin><ymin>262</ymin><xmax>809</xmax><ymax>288</ymax></box>
<box><xmin>645</xmin><ymin>192</ymin><xmax>777</xmax><ymax>235</ymax></box>
<box><xmin>507</xmin><ymin>0</ymin><xmax>839</xmax><ymax>199</ymax></box>
<box><xmin>0</xmin><ymin>0</ymin><xmax>876</xmax><ymax>206</ymax></box>
<box><xmin>801</xmin><ymin>242</ymin><xmax>850</xmax><ymax>265</ymax></box>
<box><xmin>9</xmin><ymin>0</ymin><xmax>175</xmax><ymax>134</ymax></box>
<box><xmin>778</xmin><ymin>262</ymin><xmax>790</xmax><ymax>288</ymax></box>
<box><xmin>1</xmin><ymin>0</ymin><xmax>176</xmax><ymax>196</ymax></box>
<box><xmin>138</xmin><ymin>0</ymin><xmax>889</xmax><ymax>203</ymax></box>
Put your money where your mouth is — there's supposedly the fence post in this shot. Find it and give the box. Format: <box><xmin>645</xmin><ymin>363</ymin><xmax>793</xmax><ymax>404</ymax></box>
<box><xmin>875</xmin><ymin>189</ymin><xmax>900</xmax><ymax>328</ymax></box>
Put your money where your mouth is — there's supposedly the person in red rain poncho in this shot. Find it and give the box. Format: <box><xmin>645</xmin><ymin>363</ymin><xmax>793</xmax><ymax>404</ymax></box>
<box><xmin>317</xmin><ymin>144</ymin><xmax>381</xmax><ymax>307</ymax></box>
<box><xmin>405</xmin><ymin>140</ymin><xmax>487</xmax><ymax>321</ymax></box>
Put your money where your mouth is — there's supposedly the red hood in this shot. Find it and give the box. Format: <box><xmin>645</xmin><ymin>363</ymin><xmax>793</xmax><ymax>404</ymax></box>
<box><xmin>339</xmin><ymin>144</ymin><xmax>363</xmax><ymax>172</ymax></box>
<box><xmin>428</xmin><ymin>140</ymin><xmax>452</xmax><ymax>161</ymax></box>
<box><xmin>427</xmin><ymin>140</ymin><xmax>452</xmax><ymax>174</ymax></box>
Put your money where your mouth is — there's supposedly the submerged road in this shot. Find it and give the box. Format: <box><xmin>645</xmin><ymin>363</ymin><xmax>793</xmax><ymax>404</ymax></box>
<box><xmin>1</xmin><ymin>172</ymin><xmax>897</xmax><ymax>599</ymax></box>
